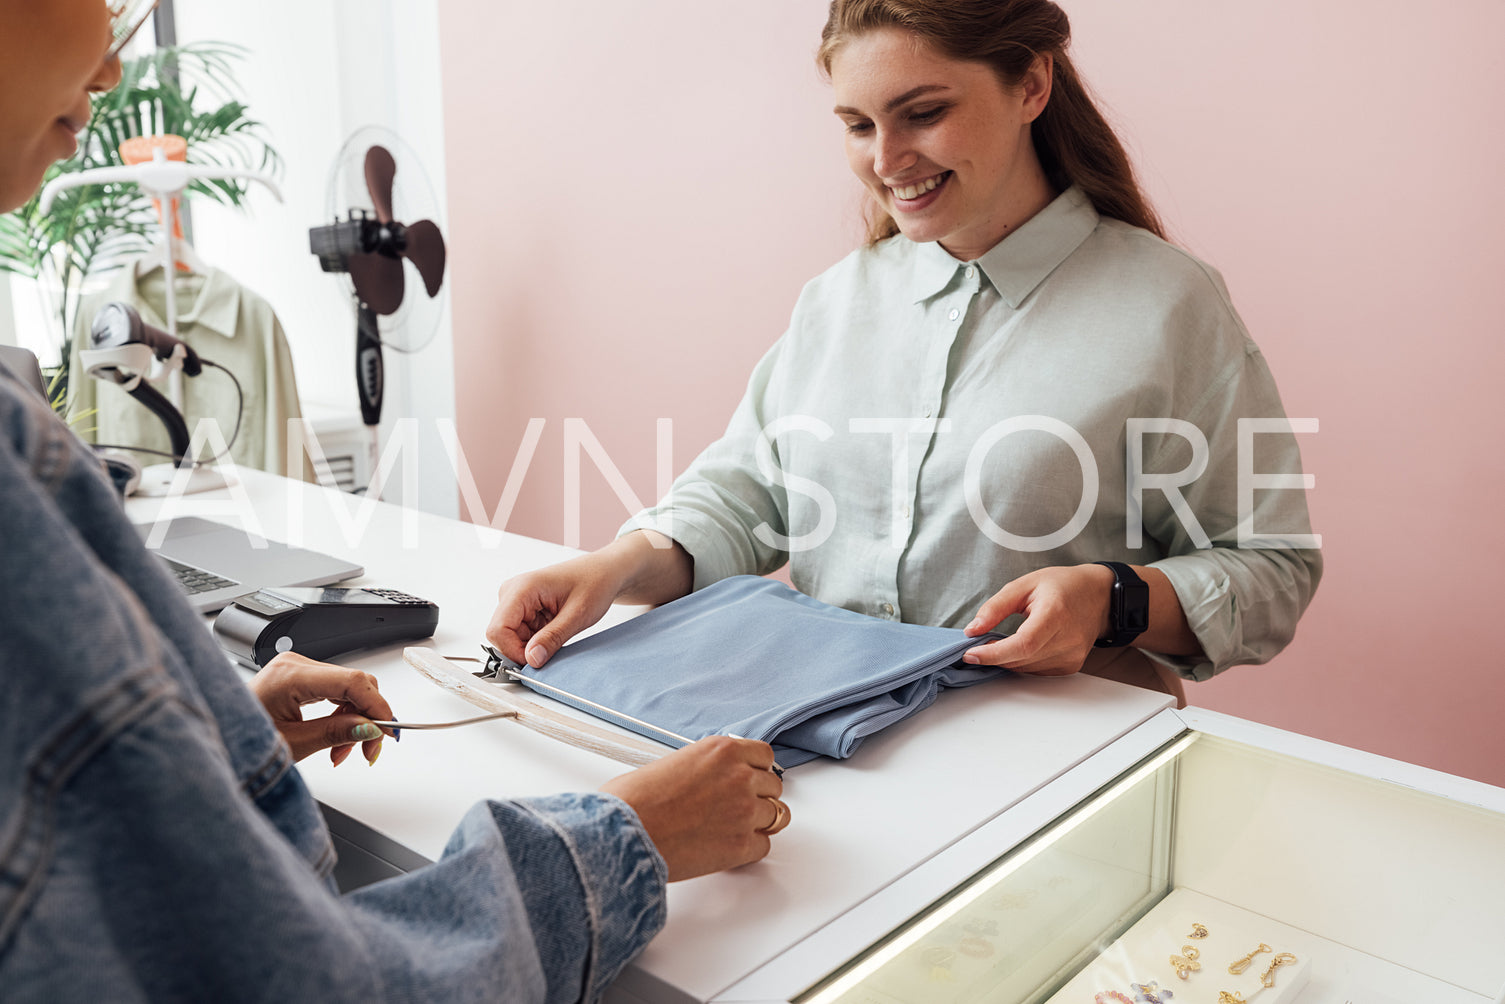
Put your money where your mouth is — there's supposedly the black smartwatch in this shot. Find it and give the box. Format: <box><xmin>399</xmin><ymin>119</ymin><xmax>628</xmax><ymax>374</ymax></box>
<box><xmin>1093</xmin><ymin>561</ymin><xmax>1149</xmax><ymax>648</ymax></box>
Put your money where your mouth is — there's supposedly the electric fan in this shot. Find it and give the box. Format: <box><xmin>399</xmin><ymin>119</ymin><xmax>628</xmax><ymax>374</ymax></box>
<box><xmin>308</xmin><ymin>127</ymin><xmax>448</xmax><ymax>430</ymax></box>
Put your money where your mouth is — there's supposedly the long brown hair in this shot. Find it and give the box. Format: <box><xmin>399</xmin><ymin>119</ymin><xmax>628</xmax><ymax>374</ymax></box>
<box><xmin>818</xmin><ymin>0</ymin><xmax>1166</xmax><ymax>244</ymax></box>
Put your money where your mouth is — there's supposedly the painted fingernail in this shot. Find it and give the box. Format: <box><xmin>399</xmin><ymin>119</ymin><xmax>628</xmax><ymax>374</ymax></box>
<box><xmin>350</xmin><ymin>723</ymin><xmax>381</xmax><ymax>741</ymax></box>
<box><xmin>390</xmin><ymin>715</ymin><xmax>400</xmax><ymax>743</ymax></box>
<box><xmin>366</xmin><ymin>742</ymin><xmax>382</xmax><ymax>767</ymax></box>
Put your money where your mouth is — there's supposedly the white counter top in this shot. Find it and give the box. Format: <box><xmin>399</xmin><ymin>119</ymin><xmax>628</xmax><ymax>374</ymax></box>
<box><xmin>129</xmin><ymin>469</ymin><xmax>1174</xmax><ymax>1003</ymax></box>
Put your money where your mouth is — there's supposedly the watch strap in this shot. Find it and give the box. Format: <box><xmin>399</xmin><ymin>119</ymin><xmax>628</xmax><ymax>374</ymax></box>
<box><xmin>1093</xmin><ymin>561</ymin><xmax>1149</xmax><ymax>648</ymax></box>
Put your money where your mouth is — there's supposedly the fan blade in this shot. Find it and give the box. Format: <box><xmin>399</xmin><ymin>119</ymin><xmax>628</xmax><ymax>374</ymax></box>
<box><xmin>365</xmin><ymin>146</ymin><xmax>397</xmax><ymax>223</ymax></box>
<box><xmin>401</xmin><ymin>219</ymin><xmax>447</xmax><ymax>298</ymax></box>
<box><xmin>347</xmin><ymin>251</ymin><xmax>405</xmax><ymax>315</ymax></box>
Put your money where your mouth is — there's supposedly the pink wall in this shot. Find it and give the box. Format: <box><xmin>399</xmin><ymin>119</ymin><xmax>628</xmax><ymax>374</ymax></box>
<box><xmin>438</xmin><ymin>1</ymin><xmax>1505</xmax><ymax>786</ymax></box>
<box><xmin>437</xmin><ymin>0</ymin><xmax>859</xmax><ymax>550</ymax></box>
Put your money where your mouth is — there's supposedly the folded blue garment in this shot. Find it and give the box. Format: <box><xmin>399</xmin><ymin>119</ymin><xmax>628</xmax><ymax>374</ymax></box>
<box><xmin>516</xmin><ymin>576</ymin><xmax>1004</xmax><ymax>767</ymax></box>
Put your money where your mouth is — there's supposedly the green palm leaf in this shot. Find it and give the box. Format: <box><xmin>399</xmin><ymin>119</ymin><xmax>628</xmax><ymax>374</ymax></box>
<box><xmin>0</xmin><ymin>42</ymin><xmax>280</xmax><ymax>405</ymax></box>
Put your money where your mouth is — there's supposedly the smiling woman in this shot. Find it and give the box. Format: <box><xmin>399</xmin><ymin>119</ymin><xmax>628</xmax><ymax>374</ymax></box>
<box><xmin>487</xmin><ymin>0</ymin><xmax>1322</xmax><ymax>705</ymax></box>
<box><xmin>819</xmin><ymin>0</ymin><xmax>1164</xmax><ymax>249</ymax></box>
<box><xmin>828</xmin><ymin>29</ymin><xmax>1057</xmax><ymax>262</ymax></box>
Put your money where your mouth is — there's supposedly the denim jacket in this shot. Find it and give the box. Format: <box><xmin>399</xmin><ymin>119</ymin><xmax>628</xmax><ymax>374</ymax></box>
<box><xmin>0</xmin><ymin>370</ymin><xmax>666</xmax><ymax>1002</ymax></box>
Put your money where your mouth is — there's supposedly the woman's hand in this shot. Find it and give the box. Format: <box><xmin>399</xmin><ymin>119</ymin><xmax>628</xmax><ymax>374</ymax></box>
<box><xmin>600</xmin><ymin>736</ymin><xmax>789</xmax><ymax>882</ymax></box>
<box><xmin>960</xmin><ymin>564</ymin><xmax>1115</xmax><ymax>676</ymax></box>
<box><xmin>486</xmin><ymin>554</ymin><xmax>624</xmax><ymax>669</ymax></box>
<box><xmin>486</xmin><ymin>530</ymin><xmax>693</xmax><ymax>669</ymax></box>
<box><xmin>250</xmin><ymin>652</ymin><xmax>397</xmax><ymax>765</ymax></box>
<box><xmin>962</xmin><ymin>564</ymin><xmax>1203</xmax><ymax>674</ymax></box>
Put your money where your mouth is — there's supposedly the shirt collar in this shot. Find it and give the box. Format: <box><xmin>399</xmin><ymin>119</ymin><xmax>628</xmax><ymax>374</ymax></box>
<box><xmin>909</xmin><ymin>186</ymin><xmax>1100</xmax><ymax>307</ymax></box>
<box><xmin>910</xmin><ymin>239</ymin><xmax>962</xmax><ymax>303</ymax></box>
<box><xmin>103</xmin><ymin>264</ymin><xmax>242</xmax><ymax>339</ymax></box>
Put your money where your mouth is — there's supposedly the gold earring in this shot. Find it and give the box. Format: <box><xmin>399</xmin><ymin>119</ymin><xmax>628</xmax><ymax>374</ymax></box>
<box><xmin>1217</xmin><ymin>993</ymin><xmax>1247</xmax><ymax>1004</ymax></box>
<box><xmin>991</xmin><ymin>890</ymin><xmax>1036</xmax><ymax>910</ymax></box>
<box><xmin>1169</xmin><ymin>944</ymin><xmax>1201</xmax><ymax>979</ymax></box>
<box><xmin>1187</xmin><ymin>923</ymin><xmax>1209</xmax><ymax>939</ymax></box>
<box><xmin>921</xmin><ymin>945</ymin><xmax>955</xmax><ymax>983</ymax></box>
<box><xmin>1260</xmin><ymin>952</ymin><xmax>1298</xmax><ymax>988</ymax></box>
<box><xmin>1227</xmin><ymin>943</ymin><xmax>1271</xmax><ymax>975</ymax></box>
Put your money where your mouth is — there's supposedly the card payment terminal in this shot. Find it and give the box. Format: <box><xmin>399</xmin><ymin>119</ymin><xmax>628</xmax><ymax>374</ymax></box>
<box><xmin>213</xmin><ymin>586</ymin><xmax>439</xmax><ymax>669</ymax></box>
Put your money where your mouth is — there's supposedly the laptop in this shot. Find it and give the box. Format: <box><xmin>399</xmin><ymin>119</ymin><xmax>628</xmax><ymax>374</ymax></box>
<box><xmin>135</xmin><ymin>515</ymin><xmax>365</xmax><ymax>613</ymax></box>
<box><xmin>0</xmin><ymin>345</ymin><xmax>49</xmax><ymax>402</ymax></box>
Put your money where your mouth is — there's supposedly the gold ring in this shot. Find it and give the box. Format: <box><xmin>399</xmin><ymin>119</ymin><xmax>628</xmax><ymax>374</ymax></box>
<box><xmin>759</xmin><ymin>797</ymin><xmax>787</xmax><ymax>834</ymax></box>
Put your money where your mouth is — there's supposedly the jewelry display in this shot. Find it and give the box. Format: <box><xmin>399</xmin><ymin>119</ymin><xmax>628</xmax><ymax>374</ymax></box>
<box><xmin>1227</xmin><ymin>942</ymin><xmax>1271</xmax><ymax>975</ymax></box>
<box><xmin>920</xmin><ymin>945</ymin><xmax>955</xmax><ymax>983</ymax></box>
<box><xmin>1131</xmin><ymin>980</ymin><xmax>1174</xmax><ymax>1002</ymax></box>
<box><xmin>1168</xmin><ymin>944</ymin><xmax>1201</xmax><ymax>980</ymax></box>
<box><xmin>962</xmin><ymin>919</ymin><xmax>999</xmax><ymax>939</ymax></box>
<box><xmin>990</xmin><ymin>890</ymin><xmax>1037</xmax><ymax>910</ymax></box>
<box><xmin>1259</xmin><ymin>952</ymin><xmax>1297</xmax><ymax>988</ymax></box>
<box><xmin>1031</xmin><ymin>894</ymin><xmax>1316</xmax><ymax>1004</ymax></box>
<box><xmin>910</xmin><ymin>909</ymin><xmax>1011</xmax><ymax>989</ymax></box>
<box><xmin>957</xmin><ymin>936</ymin><xmax>994</xmax><ymax>958</ymax></box>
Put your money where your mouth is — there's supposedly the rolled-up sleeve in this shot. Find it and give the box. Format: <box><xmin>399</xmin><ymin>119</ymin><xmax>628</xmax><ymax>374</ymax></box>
<box><xmin>1144</xmin><ymin>346</ymin><xmax>1323</xmax><ymax>681</ymax></box>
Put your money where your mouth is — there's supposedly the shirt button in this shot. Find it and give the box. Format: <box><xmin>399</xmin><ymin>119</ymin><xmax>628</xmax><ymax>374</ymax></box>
<box><xmin>964</xmin><ymin>266</ymin><xmax>976</xmax><ymax>280</ymax></box>
<box><xmin>882</xmin><ymin>602</ymin><xmax>895</xmax><ymax>616</ymax></box>
<box><xmin>923</xmin><ymin>406</ymin><xmax>933</xmax><ymax>418</ymax></box>
<box><xmin>901</xmin><ymin>505</ymin><xmax>911</xmax><ymax>519</ymax></box>
<box><xmin>948</xmin><ymin>308</ymin><xmax>959</xmax><ymax>321</ymax></box>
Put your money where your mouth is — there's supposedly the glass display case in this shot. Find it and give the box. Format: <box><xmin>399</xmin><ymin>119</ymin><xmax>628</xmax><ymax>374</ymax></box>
<box><xmin>776</xmin><ymin>709</ymin><xmax>1505</xmax><ymax>1004</ymax></box>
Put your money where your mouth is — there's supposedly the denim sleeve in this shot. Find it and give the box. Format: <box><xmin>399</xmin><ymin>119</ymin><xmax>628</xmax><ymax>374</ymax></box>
<box><xmin>346</xmin><ymin>795</ymin><xmax>667</xmax><ymax>1003</ymax></box>
<box><xmin>0</xmin><ymin>373</ymin><xmax>666</xmax><ymax>1003</ymax></box>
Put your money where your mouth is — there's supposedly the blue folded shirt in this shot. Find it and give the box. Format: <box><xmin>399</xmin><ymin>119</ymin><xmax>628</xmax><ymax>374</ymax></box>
<box><xmin>516</xmin><ymin>576</ymin><xmax>1004</xmax><ymax>767</ymax></box>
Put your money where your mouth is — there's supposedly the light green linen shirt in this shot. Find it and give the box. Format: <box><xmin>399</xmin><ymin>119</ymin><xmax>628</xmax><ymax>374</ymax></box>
<box><xmin>625</xmin><ymin>187</ymin><xmax>1321</xmax><ymax>680</ymax></box>
<box><xmin>68</xmin><ymin>265</ymin><xmax>313</xmax><ymax>481</ymax></box>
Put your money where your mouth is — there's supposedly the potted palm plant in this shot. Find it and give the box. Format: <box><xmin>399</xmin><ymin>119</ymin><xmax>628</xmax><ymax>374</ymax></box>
<box><xmin>0</xmin><ymin>42</ymin><xmax>281</xmax><ymax>407</ymax></box>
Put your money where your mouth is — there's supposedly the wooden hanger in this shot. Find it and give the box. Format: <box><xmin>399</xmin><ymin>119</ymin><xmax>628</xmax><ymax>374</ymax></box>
<box><xmin>404</xmin><ymin>647</ymin><xmax>669</xmax><ymax>768</ymax></box>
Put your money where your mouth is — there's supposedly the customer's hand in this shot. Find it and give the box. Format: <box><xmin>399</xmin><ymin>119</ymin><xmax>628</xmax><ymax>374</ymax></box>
<box><xmin>486</xmin><ymin>555</ymin><xmax>622</xmax><ymax>668</ymax></box>
<box><xmin>600</xmin><ymin>736</ymin><xmax>789</xmax><ymax>882</ymax></box>
<box><xmin>960</xmin><ymin>564</ymin><xmax>1114</xmax><ymax>676</ymax></box>
<box><xmin>250</xmin><ymin>652</ymin><xmax>397</xmax><ymax>765</ymax></box>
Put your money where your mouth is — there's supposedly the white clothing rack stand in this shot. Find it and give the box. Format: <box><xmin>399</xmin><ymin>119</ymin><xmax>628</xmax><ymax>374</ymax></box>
<box><xmin>39</xmin><ymin>150</ymin><xmax>283</xmax><ymax>407</ymax></box>
<box><xmin>40</xmin><ymin>151</ymin><xmax>282</xmax><ymax>494</ymax></box>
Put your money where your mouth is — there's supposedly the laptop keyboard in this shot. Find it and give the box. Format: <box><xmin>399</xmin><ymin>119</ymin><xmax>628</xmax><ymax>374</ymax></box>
<box><xmin>165</xmin><ymin>557</ymin><xmax>240</xmax><ymax>595</ymax></box>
